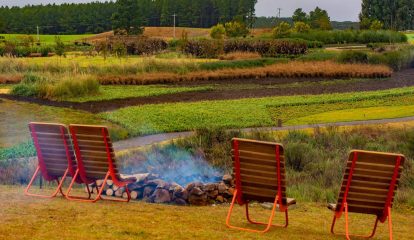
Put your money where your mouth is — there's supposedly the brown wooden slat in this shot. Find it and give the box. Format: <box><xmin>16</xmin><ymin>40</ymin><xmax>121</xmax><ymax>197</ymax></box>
<box><xmin>344</xmin><ymin>168</ymin><xmax>394</xmax><ymax>179</ymax></box>
<box><xmin>239</xmin><ymin>162</ymin><xmax>277</xmax><ymax>172</ymax></box>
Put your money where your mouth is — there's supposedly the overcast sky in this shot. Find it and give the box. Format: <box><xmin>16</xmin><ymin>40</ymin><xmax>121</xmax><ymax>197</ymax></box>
<box><xmin>1</xmin><ymin>0</ymin><xmax>362</xmax><ymax>21</ymax></box>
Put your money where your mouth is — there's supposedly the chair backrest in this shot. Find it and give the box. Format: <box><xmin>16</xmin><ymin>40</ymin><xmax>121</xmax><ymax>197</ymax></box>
<box><xmin>29</xmin><ymin>122</ymin><xmax>76</xmax><ymax>181</ymax></box>
<box><xmin>231</xmin><ymin>138</ymin><xmax>287</xmax><ymax>208</ymax></box>
<box><xmin>335</xmin><ymin>150</ymin><xmax>405</xmax><ymax>221</ymax></box>
<box><xmin>69</xmin><ymin>124</ymin><xmax>120</xmax><ymax>183</ymax></box>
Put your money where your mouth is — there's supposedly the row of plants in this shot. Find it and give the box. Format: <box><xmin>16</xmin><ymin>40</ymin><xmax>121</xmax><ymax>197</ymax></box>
<box><xmin>337</xmin><ymin>45</ymin><xmax>414</xmax><ymax>70</ymax></box>
<box><xmin>182</xmin><ymin>39</ymin><xmax>314</xmax><ymax>58</ymax></box>
<box><xmin>0</xmin><ymin>43</ymin><xmax>54</xmax><ymax>57</ymax></box>
<box><xmin>281</xmin><ymin>30</ymin><xmax>407</xmax><ymax>45</ymax></box>
<box><xmin>98</xmin><ymin>61</ymin><xmax>392</xmax><ymax>85</ymax></box>
<box><xmin>100</xmin><ymin>86</ymin><xmax>414</xmax><ymax>136</ymax></box>
<box><xmin>95</xmin><ymin>37</ymin><xmax>168</xmax><ymax>57</ymax></box>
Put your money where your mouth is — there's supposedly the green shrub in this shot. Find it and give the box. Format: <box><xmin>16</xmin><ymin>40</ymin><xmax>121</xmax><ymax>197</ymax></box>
<box><xmin>0</xmin><ymin>141</ymin><xmax>36</xmax><ymax>161</ymax></box>
<box><xmin>272</xmin><ymin>21</ymin><xmax>291</xmax><ymax>38</ymax></box>
<box><xmin>40</xmin><ymin>46</ymin><xmax>53</xmax><ymax>57</ymax></box>
<box><xmin>368</xmin><ymin>46</ymin><xmax>414</xmax><ymax>70</ymax></box>
<box><xmin>210</xmin><ymin>24</ymin><xmax>226</xmax><ymax>39</ymax></box>
<box><xmin>14</xmin><ymin>46</ymin><xmax>31</xmax><ymax>57</ymax></box>
<box><xmin>337</xmin><ymin>50</ymin><xmax>369</xmax><ymax>64</ymax></box>
<box><xmin>224</xmin><ymin>21</ymin><xmax>249</xmax><ymax>38</ymax></box>
<box><xmin>286</xmin><ymin>143</ymin><xmax>316</xmax><ymax>171</ymax></box>
<box><xmin>288</xmin><ymin>30</ymin><xmax>406</xmax><ymax>44</ymax></box>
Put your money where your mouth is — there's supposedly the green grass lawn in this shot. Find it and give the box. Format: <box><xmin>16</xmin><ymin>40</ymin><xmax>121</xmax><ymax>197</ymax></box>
<box><xmin>407</xmin><ymin>33</ymin><xmax>414</xmax><ymax>44</ymax></box>
<box><xmin>100</xmin><ymin>87</ymin><xmax>414</xmax><ymax>136</ymax></box>
<box><xmin>0</xmin><ymin>186</ymin><xmax>412</xmax><ymax>240</ymax></box>
<box><xmin>0</xmin><ymin>99</ymin><xmax>127</xmax><ymax>148</ymax></box>
<box><xmin>64</xmin><ymin>85</ymin><xmax>213</xmax><ymax>102</ymax></box>
<box><xmin>0</xmin><ymin>34</ymin><xmax>93</xmax><ymax>45</ymax></box>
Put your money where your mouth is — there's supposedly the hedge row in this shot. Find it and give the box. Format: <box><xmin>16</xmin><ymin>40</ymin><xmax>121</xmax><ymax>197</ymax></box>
<box><xmin>183</xmin><ymin>39</ymin><xmax>309</xmax><ymax>58</ymax></box>
<box><xmin>288</xmin><ymin>30</ymin><xmax>407</xmax><ymax>45</ymax></box>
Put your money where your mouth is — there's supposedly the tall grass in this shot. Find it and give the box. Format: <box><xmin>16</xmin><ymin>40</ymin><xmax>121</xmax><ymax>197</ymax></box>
<box><xmin>11</xmin><ymin>73</ymin><xmax>100</xmax><ymax>100</ymax></box>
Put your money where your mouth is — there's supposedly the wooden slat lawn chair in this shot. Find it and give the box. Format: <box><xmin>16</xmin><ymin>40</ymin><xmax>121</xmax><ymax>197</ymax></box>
<box><xmin>65</xmin><ymin>124</ymin><xmax>136</xmax><ymax>202</ymax></box>
<box><xmin>226</xmin><ymin>138</ymin><xmax>296</xmax><ymax>233</ymax></box>
<box><xmin>25</xmin><ymin>122</ymin><xmax>88</xmax><ymax>199</ymax></box>
<box><xmin>329</xmin><ymin>150</ymin><xmax>405</xmax><ymax>240</ymax></box>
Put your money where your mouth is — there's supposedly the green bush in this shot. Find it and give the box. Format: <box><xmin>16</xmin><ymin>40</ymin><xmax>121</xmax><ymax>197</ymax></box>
<box><xmin>288</xmin><ymin>30</ymin><xmax>406</xmax><ymax>44</ymax></box>
<box><xmin>337</xmin><ymin>50</ymin><xmax>369</xmax><ymax>64</ymax></box>
<box><xmin>368</xmin><ymin>46</ymin><xmax>414</xmax><ymax>70</ymax></box>
<box><xmin>14</xmin><ymin>46</ymin><xmax>31</xmax><ymax>57</ymax></box>
<box><xmin>285</xmin><ymin>142</ymin><xmax>316</xmax><ymax>171</ymax></box>
<box><xmin>40</xmin><ymin>46</ymin><xmax>53</xmax><ymax>57</ymax></box>
<box><xmin>224</xmin><ymin>21</ymin><xmax>249</xmax><ymax>38</ymax></box>
<box><xmin>210</xmin><ymin>24</ymin><xmax>226</xmax><ymax>39</ymax></box>
<box><xmin>0</xmin><ymin>141</ymin><xmax>36</xmax><ymax>161</ymax></box>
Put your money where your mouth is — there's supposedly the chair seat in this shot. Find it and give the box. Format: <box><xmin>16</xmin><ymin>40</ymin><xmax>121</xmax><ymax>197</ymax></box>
<box><xmin>328</xmin><ymin>203</ymin><xmax>337</xmax><ymax>211</ymax></box>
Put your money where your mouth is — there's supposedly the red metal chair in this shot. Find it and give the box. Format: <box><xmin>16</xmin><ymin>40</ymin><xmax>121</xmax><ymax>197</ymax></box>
<box><xmin>25</xmin><ymin>122</ymin><xmax>89</xmax><ymax>199</ymax></box>
<box><xmin>226</xmin><ymin>138</ymin><xmax>296</xmax><ymax>233</ymax></box>
<box><xmin>329</xmin><ymin>150</ymin><xmax>405</xmax><ymax>240</ymax></box>
<box><xmin>65</xmin><ymin>124</ymin><xmax>136</xmax><ymax>203</ymax></box>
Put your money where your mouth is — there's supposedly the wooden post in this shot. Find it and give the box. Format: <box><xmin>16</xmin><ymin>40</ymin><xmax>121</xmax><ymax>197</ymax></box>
<box><xmin>277</xmin><ymin>119</ymin><xmax>283</xmax><ymax>128</ymax></box>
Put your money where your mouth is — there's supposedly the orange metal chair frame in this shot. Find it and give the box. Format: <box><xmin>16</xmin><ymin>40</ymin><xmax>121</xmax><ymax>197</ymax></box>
<box><xmin>330</xmin><ymin>151</ymin><xmax>403</xmax><ymax>240</ymax></box>
<box><xmin>226</xmin><ymin>139</ymin><xmax>288</xmax><ymax>233</ymax></box>
<box><xmin>65</xmin><ymin>125</ymin><xmax>133</xmax><ymax>203</ymax></box>
<box><xmin>25</xmin><ymin>123</ymin><xmax>90</xmax><ymax>199</ymax></box>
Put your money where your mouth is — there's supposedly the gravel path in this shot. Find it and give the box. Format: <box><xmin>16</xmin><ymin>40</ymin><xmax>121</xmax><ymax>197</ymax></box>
<box><xmin>113</xmin><ymin>116</ymin><xmax>414</xmax><ymax>151</ymax></box>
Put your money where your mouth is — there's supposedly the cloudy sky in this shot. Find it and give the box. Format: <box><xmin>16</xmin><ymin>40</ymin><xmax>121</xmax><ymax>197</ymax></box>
<box><xmin>1</xmin><ymin>0</ymin><xmax>362</xmax><ymax>21</ymax></box>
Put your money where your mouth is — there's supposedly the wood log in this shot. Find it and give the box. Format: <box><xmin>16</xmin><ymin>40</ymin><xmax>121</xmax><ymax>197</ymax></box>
<box><xmin>106</xmin><ymin>188</ymin><xmax>114</xmax><ymax>196</ymax></box>
<box><xmin>130</xmin><ymin>191</ymin><xmax>140</xmax><ymax>199</ymax></box>
<box><xmin>112</xmin><ymin>185</ymin><xmax>120</xmax><ymax>192</ymax></box>
<box><xmin>115</xmin><ymin>187</ymin><xmax>125</xmax><ymax>197</ymax></box>
<box><xmin>106</xmin><ymin>180</ymin><xmax>114</xmax><ymax>187</ymax></box>
<box><xmin>95</xmin><ymin>180</ymin><xmax>104</xmax><ymax>187</ymax></box>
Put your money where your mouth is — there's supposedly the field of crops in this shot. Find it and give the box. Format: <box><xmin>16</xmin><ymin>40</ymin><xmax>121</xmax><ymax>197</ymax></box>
<box><xmin>100</xmin><ymin>86</ymin><xmax>414</xmax><ymax>136</ymax></box>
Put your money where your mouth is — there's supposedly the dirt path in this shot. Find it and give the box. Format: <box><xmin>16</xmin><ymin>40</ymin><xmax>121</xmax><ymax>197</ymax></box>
<box><xmin>1</xmin><ymin>68</ymin><xmax>414</xmax><ymax>113</ymax></box>
<box><xmin>113</xmin><ymin>116</ymin><xmax>414</xmax><ymax>151</ymax></box>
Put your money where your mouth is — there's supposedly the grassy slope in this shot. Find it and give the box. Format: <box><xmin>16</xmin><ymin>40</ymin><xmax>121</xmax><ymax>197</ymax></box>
<box><xmin>0</xmin><ymin>186</ymin><xmax>412</xmax><ymax>240</ymax></box>
<box><xmin>0</xmin><ymin>34</ymin><xmax>93</xmax><ymax>45</ymax></box>
<box><xmin>0</xmin><ymin>99</ymin><xmax>126</xmax><ymax>148</ymax></box>
<box><xmin>100</xmin><ymin>87</ymin><xmax>414</xmax><ymax>136</ymax></box>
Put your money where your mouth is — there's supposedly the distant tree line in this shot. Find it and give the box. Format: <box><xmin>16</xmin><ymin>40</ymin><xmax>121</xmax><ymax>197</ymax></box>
<box><xmin>360</xmin><ymin>0</ymin><xmax>414</xmax><ymax>30</ymax></box>
<box><xmin>0</xmin><ymin>0</ymin><xmax>257</xmax><ymax>35</ymax></box>
<box><xmin>112</xmin><ymin>0</ymin><xmax>257</xmax><ymax>34</ymax></box>
<box><xmin>0</xmin><ymin>2</ymin><xmax>117</xmax><ymax>34</ymax></box>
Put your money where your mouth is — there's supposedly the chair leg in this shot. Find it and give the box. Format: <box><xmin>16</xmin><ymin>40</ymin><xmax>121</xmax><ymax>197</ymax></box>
<box><xmin>388</xmin><ymin>207</ymin><xmax>393</xmax><ymax>240</ymax></box>
<box><xmin>226</xmin><ymin>189</ymin><xmax>284</xmax><ymax>233</ymax></box>
<box><xmin>65</xmin><ymin>169</ymin><xmax>104</xmax><ymax>202</ymax></box>
<box><xmin>246</xmin><ymin>202</ymin><xmax>288</xmax><ymax>228</ymax></box>
<box><xmin>25</xmin><ymin>166</ymin><xmax>68</xmax><ymax>198</ymax></box>
<box><xmin>331</xmin><ymin>202</ymin><xmax>379</xmax><ymax>239</ymax></box>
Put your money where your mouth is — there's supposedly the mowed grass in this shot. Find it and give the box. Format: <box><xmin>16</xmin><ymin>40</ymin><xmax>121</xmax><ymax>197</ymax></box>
<box><xmin>406</xmin><ymin>33</ymin><xmax>414</xmax><ymax>44</ymax></box>
<box><xmin>0</xmin><ymin>186</ymin><xmax>413</xmax><ymax>240</ymax></box>
<box><xmin>0</xmin><ymin>99</ymin><xmax>126</xmax><ymax>148</ymax></box>
<box><xmin>64</xmin><ymin>85</ymin><xmax>213</xmax><ymax>102</ymax></box>
<box><xmin>0</xmin><ymin>34</ymin><xmax>93</xmax><ymax>45</ymax></box>
<box><xmin>100</xmin><ymin>87</ymin><xmax>414</xmax><ymax>136</ymax></box>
